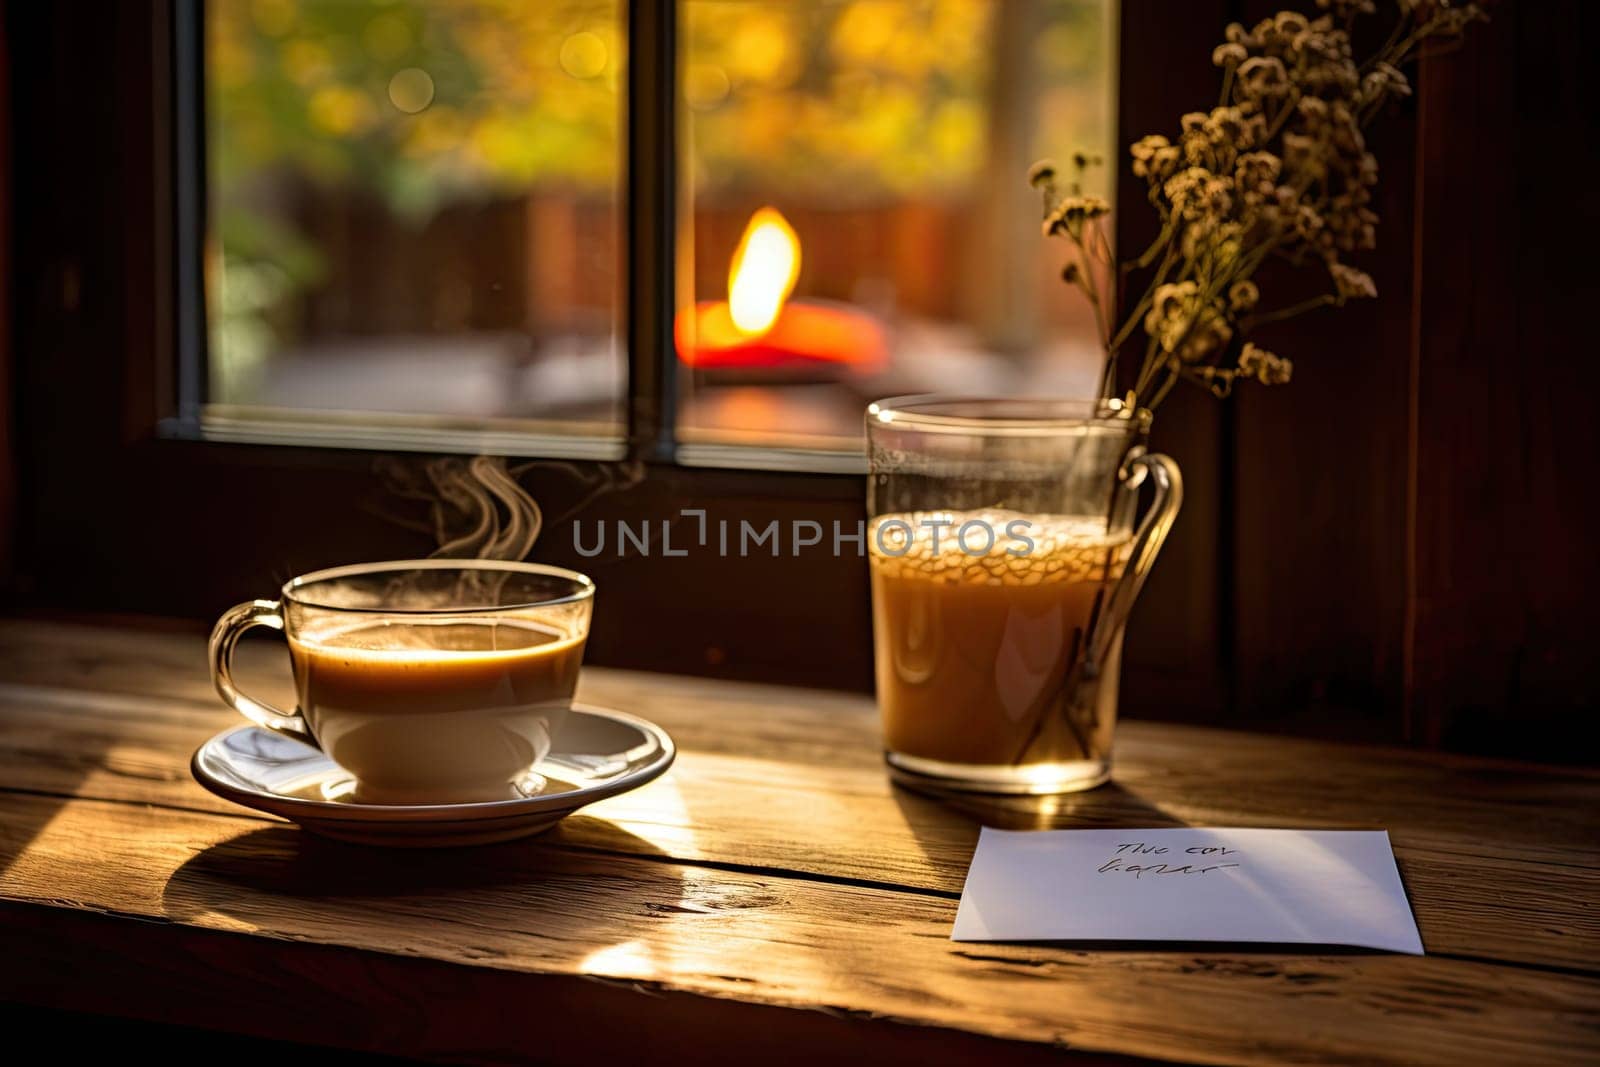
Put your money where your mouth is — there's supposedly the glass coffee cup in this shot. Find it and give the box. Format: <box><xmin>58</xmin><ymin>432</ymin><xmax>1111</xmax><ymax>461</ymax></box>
<box><xmin>866</xmin><ymin>397</ymin><xmax>1180</xmax><ymax>794</ymax></box>
<box><xmin>209</xmin><ymin>559</ymin><xmax>594</xmax><ymax>804</ymax></box>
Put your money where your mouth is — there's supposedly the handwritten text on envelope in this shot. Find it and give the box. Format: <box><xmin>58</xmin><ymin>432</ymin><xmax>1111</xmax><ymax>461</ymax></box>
<box><xmin>952</xmin><ymin>827</ymin><xmax>1423</xmax><ymax>954</ymax></box>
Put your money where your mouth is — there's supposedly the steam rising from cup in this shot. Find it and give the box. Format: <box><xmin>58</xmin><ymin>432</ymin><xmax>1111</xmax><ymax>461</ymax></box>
<box><xmin>372</xmin><ymin>455</ymin><xmax>548</xmax><ymax>611</ymax></box>
<box><xmin>426</xmin><ymin>455</ymin><xmax>543</xmax><ymax>562</ymax></box>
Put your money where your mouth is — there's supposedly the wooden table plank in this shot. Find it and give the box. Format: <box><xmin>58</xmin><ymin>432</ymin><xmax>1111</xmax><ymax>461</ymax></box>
<box><xmin>1</xmin><ymin>619</ymin><xmax>1598</xmax><ymax>1065</ymax></box>
<box><xmin>0</xmin><ymin>680</ymin><xmax>1596</xmax><ymax>974</ymax></box>
<box><xmin>3</xmin><ymin>791</ymin><xmax>1597</xmax><ymax>1067</ymax></box>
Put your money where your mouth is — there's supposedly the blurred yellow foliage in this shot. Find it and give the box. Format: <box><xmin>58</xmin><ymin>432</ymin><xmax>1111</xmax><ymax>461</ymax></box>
<box><xmin>211</xmin><ymin>0</ymin><xmax>1105</xmax><ymax>211</ymax></box>
<box><xmin>308</xmin><ymin>85</ymin><xmax>375</xmax><ymax>135</ymax></box>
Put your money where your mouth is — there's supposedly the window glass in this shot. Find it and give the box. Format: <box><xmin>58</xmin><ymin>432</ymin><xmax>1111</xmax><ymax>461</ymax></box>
<box><xmin>206</xmin><ymin>0</ymin><xmax>624</xmax><ymax>443</ymax></box>
<box><xmin>678</xmin><ymin>0</ymin><xmax>1115</xmax><ymax>453</ymax></box>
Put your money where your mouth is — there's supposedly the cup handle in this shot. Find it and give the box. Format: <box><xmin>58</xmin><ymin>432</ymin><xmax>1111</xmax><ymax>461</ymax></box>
<box><xmin>208</xmin><ymin>599</ymin><xmax>316</xmax><ymax>745</ymax></box>
<box><xmin>1085</xmin><ymin>451</ymin><xmax>1184</xmax><ymax>671</ymax></box>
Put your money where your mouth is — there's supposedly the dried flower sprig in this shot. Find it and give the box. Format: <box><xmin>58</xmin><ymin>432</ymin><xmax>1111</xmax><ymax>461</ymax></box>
<box><xmin>1033</xmin><ymin>0</ymin><xmax>1485</xmax><ymax>414</ymax></box>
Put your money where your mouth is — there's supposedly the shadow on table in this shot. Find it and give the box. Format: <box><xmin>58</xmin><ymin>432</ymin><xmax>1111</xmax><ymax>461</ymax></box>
<box><xmin>160</xmin><ymin>818</ymin><xmax>688</xmax><ymax>945</ymax></box>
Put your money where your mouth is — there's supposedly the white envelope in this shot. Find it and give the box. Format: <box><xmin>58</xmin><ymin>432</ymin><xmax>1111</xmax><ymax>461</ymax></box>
<box><xmin>952</xmin><ymin>827</ymin><xmax>1423</xmax><ymax>954</ymax></box>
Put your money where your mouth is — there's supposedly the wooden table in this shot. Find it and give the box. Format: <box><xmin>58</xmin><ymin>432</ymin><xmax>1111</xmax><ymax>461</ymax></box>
<box><xmin>0</xmin><ymin>619</ymin><xmax>1595</xmax><ymax>1065</ymax></box>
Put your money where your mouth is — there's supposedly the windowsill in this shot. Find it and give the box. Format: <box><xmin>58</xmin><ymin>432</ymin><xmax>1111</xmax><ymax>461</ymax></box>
<box><xmin>170</xmin><ymin>406</ymin><xmax>871</xmax><ymax>475</ymax></box>
<box><xmin>675</xmin><ymin>442</ymin><xmax>866</xmax><ymax>475</ymax></box>
<box><xmin>183</xmin><ymin>405</ymin><xmax>629</xmax><ymax>462</ymax></box>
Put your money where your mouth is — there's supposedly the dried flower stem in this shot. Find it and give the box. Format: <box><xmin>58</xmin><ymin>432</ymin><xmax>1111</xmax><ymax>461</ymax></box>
<box><xmin>1244</xmin><ymin>292</ymin><xmax>1338</xmax><ymax>330</ymax></box>
<box><xmin>1032</xmin><ymin>1</ymin><xmax>1485</xmax><ymax>417</ymax></box>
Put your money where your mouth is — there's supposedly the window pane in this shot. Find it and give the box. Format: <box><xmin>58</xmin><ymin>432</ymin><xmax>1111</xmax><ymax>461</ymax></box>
<box><xmin>205</xmin><ymin>0</ymin><xmax>624</xmax><ymax>448</ymax></box>
<box><xmin>677</xmin><ymin>0</ymin><xmax>1114</xmax><ymax>454</ymax></box>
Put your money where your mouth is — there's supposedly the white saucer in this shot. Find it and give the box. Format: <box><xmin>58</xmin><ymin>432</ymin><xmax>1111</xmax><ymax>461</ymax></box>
<box><xmin>191</xmin><ymin>704</ymin><xmax>675</xmax><ymax>847</ymax></box>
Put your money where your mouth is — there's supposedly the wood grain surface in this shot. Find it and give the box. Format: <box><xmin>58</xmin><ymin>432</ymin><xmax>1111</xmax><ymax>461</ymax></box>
<box><xmin>1</xmin><ymin>619</ymin><xmax>1596</xmax><ymax>1065</ymax></box>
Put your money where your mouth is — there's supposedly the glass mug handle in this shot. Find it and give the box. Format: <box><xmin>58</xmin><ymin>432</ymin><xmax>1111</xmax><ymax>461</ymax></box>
<box><xmin>208</xmin><ymin>599</ymin><xmax>316</xmax><ymax>744</ymax></box>
<box><xmin>1084</xmin><ymin>450</ymin><xmax>1184</xmax><ymax>671</ymax></box>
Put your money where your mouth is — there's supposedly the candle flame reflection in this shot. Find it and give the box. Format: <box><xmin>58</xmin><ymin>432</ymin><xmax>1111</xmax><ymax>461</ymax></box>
<box><xmin>727</xmin><ymin>207</ymin><xmax>800</xmax><ymax>336</ymax></box>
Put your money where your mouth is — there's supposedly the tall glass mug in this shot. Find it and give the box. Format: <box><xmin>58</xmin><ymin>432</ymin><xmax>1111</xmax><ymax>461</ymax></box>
<box><xmin>866</xmin><ymin>397</ymin><xmax>1181</xmax><ymax>794</ymax></box>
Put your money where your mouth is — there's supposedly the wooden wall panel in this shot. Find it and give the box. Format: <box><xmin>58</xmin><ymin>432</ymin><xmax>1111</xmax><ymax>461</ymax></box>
<box><xmin>1409</xmin><ymin>1</ymin><xmax>1600</xmax><ymax>756</ymax></box>
<box><xmin>1225</xmin><ymin>2</ymin><xmax>1415</xmax><ymax>742</ymax></box>
<box><xmin>1</xmin><ymin>1</ymin><xmax>12</xmax><ymax>593</ymax></box>
<box><xmin>1112</xmin><ymin>0</ymin><xmax>1233</xmax><ymax>724</ymax></box>
<box><xmin>1116</xmin><ymin>0</ymin><xmax>1419</xmax><ymax>740</ymax></box>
